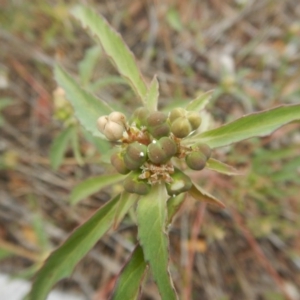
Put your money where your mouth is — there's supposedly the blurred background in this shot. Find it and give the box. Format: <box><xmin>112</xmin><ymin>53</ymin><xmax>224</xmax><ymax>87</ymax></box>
<box><xmin>0</xmin><ymin>0</ymin><xmax>300</xmax><ymax>299</ymax></box>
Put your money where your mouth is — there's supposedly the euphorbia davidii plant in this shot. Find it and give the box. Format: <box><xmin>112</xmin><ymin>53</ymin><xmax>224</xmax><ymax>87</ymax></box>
<box><xmin>28</xmin><ymin>5</ymin><xmax>300</xmax><ymax>300</ymax></box>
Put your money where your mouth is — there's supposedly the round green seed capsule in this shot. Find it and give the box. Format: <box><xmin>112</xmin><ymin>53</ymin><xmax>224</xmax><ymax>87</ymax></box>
<box><xmin>132</xmin><ymin>107</ymin><xmax>150</xmax><ymax>127</ymax></box>
<box><xmin>185</xmin><ymin>151</ymin><xmax>207</xmax><ymax>170</ymax></box>
<box><xmin>146</xmin><ymin>111</ymin><xmax>168</xmax><ymax>127</ymax></box>
<box><xmin>186</xmin><ymin>111</ymin><xmax>202</xmax><ymax>131</ymax></box>
<box><xmin>170</xmin><ymin>116</ymin><xmax>192</xmax><ymax>138</ymax></box>
<box><xmin>159</xmin><ymin>137</ymin><xmax>177</xmax><ymax>158</ymax></box>
<box><xmin>146</xmin><ymin>111</ymin><xmax>170</xmax><ymax>139</ymax></box>
<box><xmin>124</xmin><ymin>142</ymin><xmax>147</xmax><ymax>170</ymax></box>
<box><xmin>110</xmin><ymin>152</ymin><xmax>130</xmax><ymax>174</ymax></box>
<box><xmin>193</xmin><ymin>143</ymin><xmax>212</xmax><ymax>160</ymax></box>
<box><xmin>149</xmin><ymin>123</ymin><xmax>170</xmax><ymax>139</ymax></box>
<box><xmin>147</xmin><ymin>141</ymin><xmax>168</xmax><ymax>164</ymax></box>
<box><xmin>124</xmin><ymin>172</ymin><xmax>151</xmax><ymax>195</ymax></box>
<box><xmin>169</xmin><ymin>107</ymin><xmax>186</xmax><ymax>123</ymax></box>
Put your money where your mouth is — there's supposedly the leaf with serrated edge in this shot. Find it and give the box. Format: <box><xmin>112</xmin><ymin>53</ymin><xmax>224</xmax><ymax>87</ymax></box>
<box><xmin>110</xmin><ymin>245</ymin><xmax>147</xmax><ymax>300</ymax></box>
<box><xmin>206</xmin><ymin>158</ymin><xmax>242</xmax><ymax>176</ymax></box>
<box><xmin>184</xmin><ymin>105</ymin><xmax>300</xmax><ymax>149</ymax></box>
<box><xmin>113</xmin><ymin>191</ymin><xmax>139</xmax><ymax>229</ymax></box>
<box><xmin>71</xmin><ymin>5</ymin><xmax>148</xmax><ymax>102</ymax></box>
<box><xmin>28</xmin><ymin>194</ymin><xmax>121</xmax><ymax>300</ymax></box>
<box><xmin>110</xmin><ymin>193</ymin><xmax>187</xmax><ymax>299</ymax></box>
<box><xmin>145</xmin><ymin>75</ymin><xmax>159</xmax><ymax>111</ymax></box>
<box><xmin>185</xmin><ymin>90</ymin><xmax>213</xmax><ymax>111</ymax></box>
<box><xmin>189</xmin><ymin>183</ymin><xmax>225</xmax><ymax>208</ymax></box>
<box><xmin>136</xmin><ymin>184</ymin><xmax>178</xmax><ymax>300</ymax></box>
<box><xmin>54</xmin><ymin>65</ymin><xmax>113</xmax><ymax>138</ymax></box>
<box><xmin>50</xmin><ymin>126</ymin><xmax>74</xmax><ymax>170</ymax></box>
<box><xmin>69</xmin><ymin>173</ymin><xmax>124</xmax><ymax>205</ymax></box>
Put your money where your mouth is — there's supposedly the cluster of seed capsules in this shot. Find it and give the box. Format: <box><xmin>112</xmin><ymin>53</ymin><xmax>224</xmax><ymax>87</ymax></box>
<box><xmin>97</xmin><ymin>107</ymin><xmax>211</xmax><ymax>196</ymax></box>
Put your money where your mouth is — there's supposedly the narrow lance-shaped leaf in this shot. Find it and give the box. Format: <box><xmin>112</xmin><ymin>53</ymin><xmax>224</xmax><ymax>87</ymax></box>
<box><xmin>54</xmin><ymin>65</ymin><xmax>113</xmax><ymax>138</ymax></box>
<box><xmin>113</xmin><ymin>192</ymin><xmax>139</xmax><ymax>229</ymax></box>
<box><xmin>28</xmin><ymin>194</ymin><xmax>121</xmax><ymax>300</ymax></box>
<box><xmin>184</xmin><ymin>104</ymin><xmax>300</xmax><ymax>149</ymax></box>
<box><xmin>110</xmin><ymin>245</ymin><xmax>147</xmax><ymax>300</ymax></box>
<box><xmin>206</xmin><ymin>158</ymin><xmax>242</xmax><ymax>176</ymax></box>
<box><xmin>110</xmin><ymin>193</ymin><xmax>187</xmax><ymax>299</ymax></box>
<box><xmin>71</xmin><ymin>5</ymin><xmax>148</xmax><ymax>102</ymax></box>
<box><xmin>50</xmin><ymin>126</ymin><xmax>74</xmax><ymax>170</ymax></box>
<box><xmin>189</xmin><ymin>183</ymin><xmax>225</xmax><ymax>208</ymax></box>
<box><xmin>185</xmin><ymin>90</ymin><xmax>213</xmax><ymax>112</ymax></box>
<box><xmin>136</xmin><ymin>184</ymin><xmax>178</xmax><ymax>300</ymax></box>
<box><xmin>69</xmin><ymin>173</ymin><xmax>124</xmax><ymax>205</ymax></box>
<box><xmin>145</xmin><ymin>75</ymin><xmax>159</xmax><ymax>111</ymax></box>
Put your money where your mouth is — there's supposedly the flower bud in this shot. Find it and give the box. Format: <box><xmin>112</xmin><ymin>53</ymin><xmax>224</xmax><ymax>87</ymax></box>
<box><xmin>166</xmin><ymin>168</ymin><xmax>192</xmax><ymax>196</ymax></box>
<box><xmin>124</xmin><ymin>171</ymin><xmax>151</xmax><ymax>195</ymax></box>
<box><xmin>97</xmin><ymin>113</ymin><xmax>126</xmax><ymax>141</ymax></box>
<box><xmin>132</xmin><ymin>107</ymin><xmax>150</xmax><ymax>127</ymax></box>
<box><xmin>170</xmin><ymin>116</ymin><xmax>192</xmax><ymax>138</ymax></box>
<box><xmin>186</xmin><ymin>111</ymin><xmax>202</xmax><ymax>131</ymax></box>
<box><xmin>124</xmin><ymin>142</ymin><xmax>147</xmax><ymax>170</ymax></box>
<box><xmin>185</xmin><ymin>151</ymin><xmax>207</xmax><ymax>170</ymax></box>
<box><xmin>110</xmin><ymin>152</ymin><xmax>130</xmax><ymax>174</ymax></box>
<box><xmin>169</xmin><ymin>107</ymin><xmax>186</xmax><ymax>123</ymax></box>
<box><xmin>146</xmin><ymin>112</ymin><xmax>170</xmax><ymax>139</ymax></box>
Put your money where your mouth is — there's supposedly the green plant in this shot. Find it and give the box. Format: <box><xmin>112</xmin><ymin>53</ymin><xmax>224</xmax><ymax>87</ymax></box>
<box><xmin>28</xmin><ymin>5</ymin><xmax>300</xmax><ymax>300</ymax></box>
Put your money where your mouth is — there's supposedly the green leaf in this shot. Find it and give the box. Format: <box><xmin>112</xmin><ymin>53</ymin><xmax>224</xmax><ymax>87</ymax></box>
<box><xmin>167</xmin><ymin>193</ymin><xmax>186</xmax><ymax>224</ymax></box>
<box><xmin>78</xmin><ymin>45</ymin><xmax>102</xmax><ymax>87</ymax></box>
<box><xmin>113</xmin><ymin>192</ymin><xmax>139</xmax><ymax>229</ymax></box>
<box><xmin>145</xmin><ymin>75</ymin><xmax>159</xmax><ymax>111</ymax></box>
<box><xmin>136</xmin><ymin>184</ymin><xmax>178</xmax><ymax>300</ymax></box>
<box><xmin>49</xmin><ymin>126</ymin><xmax>74</xmax><ymax>170</ymax></box>
<box><xmin>188</xmin><ymin>183</ymin><xmax>225</xmax><ymax>208</ymax></box>
<box><xmin>28</xmin><ymin>194</ymin><xmax>121</xmax><ymax>300</ymax></box>
<box><xmin>185</xmin><ymin>90</ymin><xmax>213</xmax><ymax>111</ymax></box>
<box><xmin>69</xmin><ymin>173</ymin><xmax>124</xmax><ymax>205</ymax></box>
<box><xmin>206</xmin><ymin>158</ymin><xmax>242</xmax><ymax>176</ymax></box>
<box><xmin>71</xmin><ymin>5</ymin><xmax>148</xmax><ymax>102</ymax></box>
<box><xmin>110</xmin><ymin>245</ymin><xmax>147</xmax><ymax>300</ymax></box>
<box><xmin>54</xmin><ymin>65</ymin><xmax>113</xmax><ymax>138</ymax></box>
<box><xmin>184</xmin><ymin>104</ymin><xmax>300</xmax><ymax>148</ymax></box>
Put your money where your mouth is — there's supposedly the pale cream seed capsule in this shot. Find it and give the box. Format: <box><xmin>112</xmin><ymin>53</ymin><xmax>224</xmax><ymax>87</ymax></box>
<box><xmin>96</xmin><ymin>114</ymin><xmax>125</xmax><ymax>141</ymax></box>
<box><xmin>97</xmin><ymin>116</ymin><xmax>109</xmax><ymax>133</ymax></box>
<box><xmin>108</xmin><ymin>112</ymin><xmax>127</xmax><ymax>126</ymax></box>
